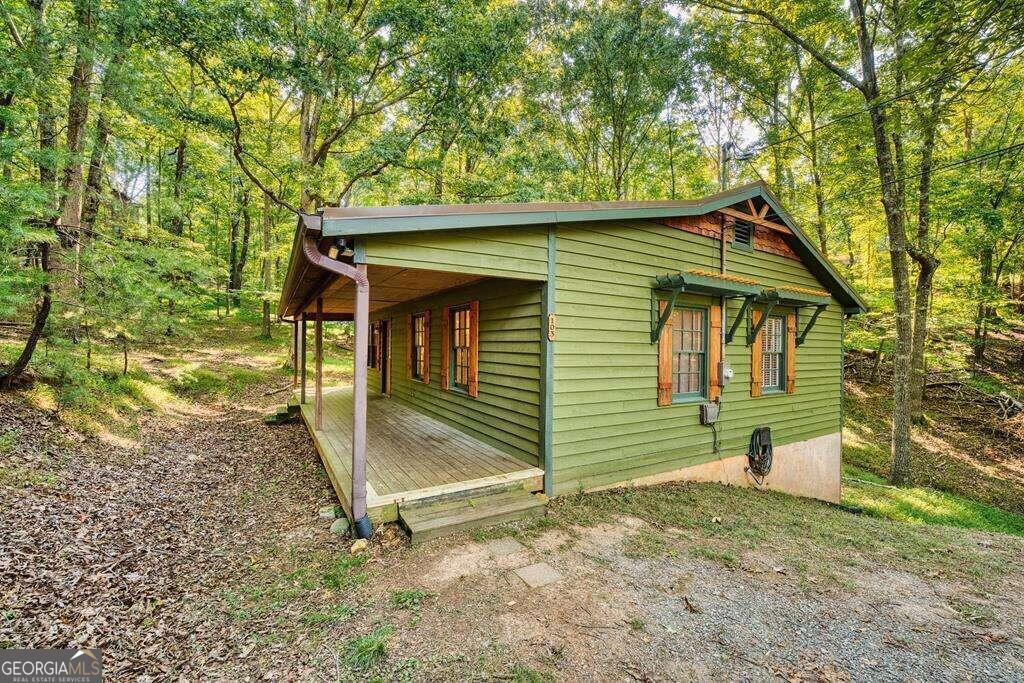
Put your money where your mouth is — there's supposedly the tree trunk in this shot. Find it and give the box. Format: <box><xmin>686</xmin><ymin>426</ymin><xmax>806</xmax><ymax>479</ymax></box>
<box><xmin>974</xmin><ymin>246</ymin><xmax>994</xmax><ymax>361</ymax></box>
<box><xmin>0</xmin><ymin>244</ymin><xmax>51</xmax><ymax>390</ymax></box>
<box><xmin>228</xmin><ymin>187</ymin><xmax>251</xmax><ymax>305</ymax></box>
<box><xmin>261</xmin><ymin>191</ymin><xmax>273</xmax><ymax>339</ymax></box>
<box><xmin>2</xmin><ymin>0</ymin><xmax>60</xmax><ymax>389</ymax></box>
<box><xmin>81</xmin><ymin>53</ymin><xmax>123</xmax><ymax>238</ymax></box>
<box><xmin>169</xmin><ymin>137</ymin><xmax>187</xmax><ymax>236</ymax></box>
<box><xmin>908</xmin><ymin>105</ymin><xmax>940</xmax><ymax>423</ymax></box>
<box><xmin>850</xmin><ymin>0</ymin><xmax>913</xmax><ymax>485</ymax></box>
<box><xmin>805</xmin><ymin>79</ymin><xmax>828</xmax><ymax>256</ymax></box>
<box><xmin>58</xmin><ymin>0</ymin><xmax>95</xmax><ymax>248</ymax></box>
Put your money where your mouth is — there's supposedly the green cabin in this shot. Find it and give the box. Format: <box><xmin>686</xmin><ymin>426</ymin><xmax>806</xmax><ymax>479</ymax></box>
<box><xmin>279</xmin><ymin>182</ymin><xmax>866</xmax><ymax>541</ymax></box>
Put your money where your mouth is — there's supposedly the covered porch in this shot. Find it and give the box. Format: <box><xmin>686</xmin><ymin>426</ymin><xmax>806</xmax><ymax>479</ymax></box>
<box><xmin>300</xmin><ymin>386</ymin><xmax>543</xmax><ymax>523</ymax></box>
<box><xmin>278</xmin><ymin>214</ymin><xmax>551</xmax><ymax>538</ymax></box>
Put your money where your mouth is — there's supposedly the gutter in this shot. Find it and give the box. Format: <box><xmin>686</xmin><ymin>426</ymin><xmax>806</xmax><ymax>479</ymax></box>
<box><xmin>300</xmin><ymin>226</ymin><xmax>373</xmax><ymax>540</ymax></box>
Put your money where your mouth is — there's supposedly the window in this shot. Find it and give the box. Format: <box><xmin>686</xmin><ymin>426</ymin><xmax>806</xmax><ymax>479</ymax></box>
<box><xmin>449</xmin><ymin>306</ymin><xmax>471</xmax><ymax>392</ymax></box>
<box><xmin>761</xmin><ymin>315</ymin><xmax>785</xmax><ymax>392</ymax></box>
<box><xmin>410</xmin><ymin>312</ymin><xmax>428</xmax><ymax>382</ymax></box>
<box><xmin>672</xmin><ymin>307</ymin><xmax>707</xmax><ymax>399</ymax></box>
<box><xmin>732</xmin><ymin>220</ymin><xmax>754</xmax><ymax>250</ymax></box>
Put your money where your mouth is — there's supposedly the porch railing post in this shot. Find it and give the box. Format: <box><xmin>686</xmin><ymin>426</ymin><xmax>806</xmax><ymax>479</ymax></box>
<box><xmin>300</xmin><ymin>317</ymin><xmax>307</xmax><ymax>403</ymax></box>
<box><xmin>351</xmin><ymin>264</ymin><xmax>370</xmax><ymax>528</ymax></box>
<box><xmin>315</xmin><ymin>298</ymin><xmax>323</xmax><ymax>430</ymax></box>
<box><xmin>291</xmin><ymin>320</ymin><xmax>299</xmax><ymax>389</ymax></box>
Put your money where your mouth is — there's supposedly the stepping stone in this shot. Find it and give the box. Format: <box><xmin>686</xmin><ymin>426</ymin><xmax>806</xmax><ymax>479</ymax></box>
<box><xmin>482</xmin><ymin>537</ymin><xmax>525</xmax><ymax>557</ymax></box>
<box><xmin>514</xmin><ymin>562</ymin><xmax>563</xmax><ymax>588</ymax></box>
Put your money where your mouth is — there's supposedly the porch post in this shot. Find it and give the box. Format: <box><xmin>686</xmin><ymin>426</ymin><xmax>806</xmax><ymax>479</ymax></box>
<box><xmin>315</xmin><ymin>298</ymin><xmax>323</xmax><ymax>430</ymax></box>
<box><xmin>291</xmin><ymin>320</ymin><xmax>299</xmax><ymax>389</ymax></box>
<box><xmin>300</xmin><ymin>316</ymin><xmax>307</xmax><ymax>403</ymax></box>
<box><xmin>351</xmin><ymin>264</ymin><xmax>370</xmax><ymax>527</ymax></box>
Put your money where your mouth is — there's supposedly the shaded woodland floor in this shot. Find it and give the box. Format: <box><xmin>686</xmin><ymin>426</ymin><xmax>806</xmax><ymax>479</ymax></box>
<box><xmin>3</xmin><ymin>327</ymin><xmax>1024</xmax><ymax>680</ymax></box>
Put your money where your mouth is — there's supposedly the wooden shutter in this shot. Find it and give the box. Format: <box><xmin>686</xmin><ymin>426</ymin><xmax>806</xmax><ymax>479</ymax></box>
<box><xmin>406</xmin><ymin>313</ymin><xmax>413</xmax><ymax>380</ymax></box>
<box><xmin>440</xmin><ymin>306</ymin><xmax>451</xmax><ymax>390</ymax></box>
<box><xmin>750</xmin><ymin>309</ymin><xmax>763</xmax><ymax>397</ymax></box>
<box><xmin>468</xmin><ymin>300</ymin><xmax>480</xmax><ymax>397</ymax></box>
<box><xmin>422</xmin><ymin>310</ymin><xmax>430</xmax><ymax>385</ymax></box>
<box><xmin>657</xmin><ymin>300</ymin><xmax>674</xmax><ymax>406</ymax></box>
<box><xmin>709</xmin><ymin>304</ymin><xmax>723</xmax><ymax>401</ymax></box>
<box><xmin>786</xmin><ymin>311</ymin><xmax>797</xmax><ymax>394</ymax></box>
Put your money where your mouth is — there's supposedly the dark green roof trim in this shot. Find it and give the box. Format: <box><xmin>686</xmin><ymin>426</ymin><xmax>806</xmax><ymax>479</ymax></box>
<box><xmin>762</xmin><ymin>287</ymin><xmax>833</xmax><ymax>307</ymax></box>
<box><xmin>654</xmin><ymin>272</ymin><xmax>764</xmax><ymax>299</ymax></box>
<box><xmin>315</xmin><ymin>182</ymin><xmax>867</xmax><ymax>314</ymax></box>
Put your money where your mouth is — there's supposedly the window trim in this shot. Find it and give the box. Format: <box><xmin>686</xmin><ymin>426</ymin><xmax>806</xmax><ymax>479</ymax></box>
<box><xmin>410</xmin><ymin>311</ymin><xmax>429</xmax><ymax>383</ymax></box>
<box><xmin>760</xmin><ymin>314</ymin><xmax>786</xmax><ymax>394</ymax></box>
<box><xmin>671</xmin><ymin>305</ymin><xmax>709</xmax><ymax>404</ymax></box>
<box><xmin>448</xmin><ymin>304</ymin><xmax>472</xmax><ymax>395</ymax></box>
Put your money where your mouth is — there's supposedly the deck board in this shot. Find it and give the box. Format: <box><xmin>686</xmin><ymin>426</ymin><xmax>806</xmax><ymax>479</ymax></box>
<box><xmin>300</xmin><ymin>386</ymin><xmax>543</xmax><ymax>521</ymax></box>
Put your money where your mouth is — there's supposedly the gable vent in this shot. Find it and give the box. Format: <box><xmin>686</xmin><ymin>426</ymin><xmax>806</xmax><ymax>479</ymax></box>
<box><xmin>733</xmin><ymin>220</ymin><xmax>754</xmax><ymax>249</ymax></box>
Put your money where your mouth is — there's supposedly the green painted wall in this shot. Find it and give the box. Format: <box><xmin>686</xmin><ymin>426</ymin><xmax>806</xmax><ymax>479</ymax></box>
<box><xmin>364</xmin><ymin>226</ymin><xmax>549</xmax><ymax>281</ymax></box>
<box><xmin>550</xmin><ymin>220</ymin><xmax>843</xmax><ymax>495</ymax></box>
<box><xmin>368</xmin><ymin>278</ymin><xmax>542</xmax><ymax>467</ymax></box>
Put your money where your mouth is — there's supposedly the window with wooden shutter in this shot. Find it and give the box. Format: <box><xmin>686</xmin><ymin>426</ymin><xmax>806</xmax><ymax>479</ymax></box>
<box><xmin>409</xmin><ymin>311</ymin><xmax>430</xmax><ymax>383</ymax></box>
<box><xmin>657</xmin><ymin>301</ymin><xmax>674</xmax><ymax>406</ymax></box>
<box><xmin>440</xmin><ymin>306</ymin><xmax>450</xmax><ymax>390</ymax></box>
<box><xmin>750</xmin><ymin>309</ymin><xmax>763</xmax><ymax>397</ymax></box>
<box><xmin>709</xmin><ymin>304</ymin><xmax>722</xmax><ymax>401</ymax></box>
<box><xmin>449</xmin><ymin>305</ymin><xmax>472</xmax><ymax>393</ymax></box>
<box><xmin>658</xmin><ymin>301</ymin><xmax>716</xmax><ymax>404</ymax></box>
<box><xmin>751</xmin><ymin>309</ymin><xmax>796</xmax><ymax>396</ymax></box>
<box><xmin>467</xmin><ymin>301</ymin><xmax>479</xmax><ymax>397</ymax></box>
<box><xmin>368</xmin><ymin>322</ymin><xmax>378</xmax><ymax>369</ymax></box>
<box><xmin>786</xmin><ymin>312</ymin><xmax>797</xmax><ymax>394</ymax></box>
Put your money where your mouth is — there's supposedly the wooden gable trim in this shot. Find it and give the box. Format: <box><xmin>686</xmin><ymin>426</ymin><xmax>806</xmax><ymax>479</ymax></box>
<box><xmin>660</xmin><ymin>212</ymin><xmax>799</xmax><ymax>261</ymax></box>
<box><xmin>719</xmin><ymin>206</ymin><xmax>791</xmax><ymax>234</ymax></box>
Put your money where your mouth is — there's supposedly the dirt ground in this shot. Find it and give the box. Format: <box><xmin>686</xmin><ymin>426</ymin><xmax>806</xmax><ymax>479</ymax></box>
<box><xmin>3</xmin><ymin>375</ymin><xmax>1024</xmax><ymax>682</ymax></box>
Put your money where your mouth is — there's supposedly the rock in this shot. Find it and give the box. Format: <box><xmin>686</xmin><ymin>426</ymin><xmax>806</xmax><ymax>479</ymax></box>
<box><xmin>330</xmin><ymin>518</ymin><xmax>350</xmax><ymax>535</ymax></box>
<box><xmin>319</xmin><ymin>504</ymin><xmax>340</xmax><ymax>520</ymax></box>
<box><xmin>350</xmin><ymin>539</ymin><xmax>368</xmax><ymax>553</ymax></box>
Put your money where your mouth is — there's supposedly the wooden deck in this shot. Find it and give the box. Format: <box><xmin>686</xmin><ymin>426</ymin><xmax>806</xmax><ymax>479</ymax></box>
<box><xmin>300</xmin><ymin>387</ymin><xmax>544</xmax><ymax>522</ymax></box>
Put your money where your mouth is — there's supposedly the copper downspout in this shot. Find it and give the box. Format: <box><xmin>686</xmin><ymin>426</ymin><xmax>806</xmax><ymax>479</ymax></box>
<box><xmin>301</xmin><ymin>231</ymin><xmax>373</xmax><ymax>539</ymax></box>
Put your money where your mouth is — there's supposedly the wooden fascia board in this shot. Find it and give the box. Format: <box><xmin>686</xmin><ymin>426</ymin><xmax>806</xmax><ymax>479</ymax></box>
<box><xmin>319</xmin><ymin>186</ymin><xmax>769</xmax><ymax>238</ymax></box>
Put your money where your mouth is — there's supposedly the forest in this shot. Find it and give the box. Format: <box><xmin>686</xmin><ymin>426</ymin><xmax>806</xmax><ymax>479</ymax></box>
<box><xmin>5</xmin><ymin>0</ymin><xmax>1024</xmax><ymax>677</ymax></box>
<box><xmin>2</xmin><ymin>0</ymin><xmax>1024</xmax><ymax>490</ymax></box>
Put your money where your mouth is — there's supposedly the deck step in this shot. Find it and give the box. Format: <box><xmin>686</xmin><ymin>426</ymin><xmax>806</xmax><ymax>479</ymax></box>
<box><xmin>399</xmin><ymin>489</ymin><xmax>547</xmax><ymax>545</ymax></box>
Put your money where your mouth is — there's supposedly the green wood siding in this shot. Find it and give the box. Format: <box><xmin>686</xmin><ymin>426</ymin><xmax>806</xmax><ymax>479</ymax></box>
<box><xmin>550</xmin><ymin>220</ymin><xmax>842</xmax><ymax>495</ymax></box>
<box><xmin>368</xmin><ymin>279</ymin><xmax>542</xmax><ymax>466</ymax></box>
<box><xmin>363</xmin><ymin>226</ymin><xmax>549</xmax><ymax>280</ymax></box>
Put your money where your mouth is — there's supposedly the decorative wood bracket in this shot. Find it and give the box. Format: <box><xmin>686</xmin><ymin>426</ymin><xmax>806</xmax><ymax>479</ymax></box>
<box><xmin>725</xmin><ymin>294</ymin><xmax>757</xmax><ymax>344</ymax></box>
<box><xmin>650</xmin><ymin>285</ymin><xmax>684</xmax><ymax>343</ymax></box>
<box><xmin>796</xmin><ymin>303</ymin><xmax>828</xmax><ymax>346</ymax></box>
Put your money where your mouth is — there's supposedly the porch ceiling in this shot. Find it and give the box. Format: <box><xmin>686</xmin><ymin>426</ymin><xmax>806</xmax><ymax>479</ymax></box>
<box><xmin>305</xmin><ymin>265</ymin><xmax>484</xmax><ymax>316</ymax></box>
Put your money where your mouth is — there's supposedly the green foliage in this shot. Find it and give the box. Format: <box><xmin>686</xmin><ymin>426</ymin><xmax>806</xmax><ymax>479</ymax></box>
<box><xmin>344</xmin><ymin>624</ymin><xmax>394</xmax><ymax>670</ymax></box>
<box><xmin>389</xmin><ymin>588</ymin><xmax>434</xmax><ymax>610</ymax></box>
<box><xmin>844</xmin><ymin>467</ymin><xmax>1024</xmax><ymax>537</ymax></box>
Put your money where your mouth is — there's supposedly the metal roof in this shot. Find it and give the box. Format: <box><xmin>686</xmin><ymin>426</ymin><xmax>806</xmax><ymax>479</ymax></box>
<box><xmin>281</xmin><ymin>182</ymin><xmax>866</xmax><ymax>314</ymax></box>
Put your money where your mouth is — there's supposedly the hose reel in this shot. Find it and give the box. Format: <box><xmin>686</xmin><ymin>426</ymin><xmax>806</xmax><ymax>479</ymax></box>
<box><xmin>746</xmin><ymin>426</ymin><xmax>773</xmax><ymax>486</ymax></box>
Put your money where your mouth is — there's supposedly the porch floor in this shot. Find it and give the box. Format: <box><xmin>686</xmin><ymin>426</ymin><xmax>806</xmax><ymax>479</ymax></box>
<box><xmin>300</xmin><ymin>387</ymin><xmax>544</xmax><ymax>522</ymax></box>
